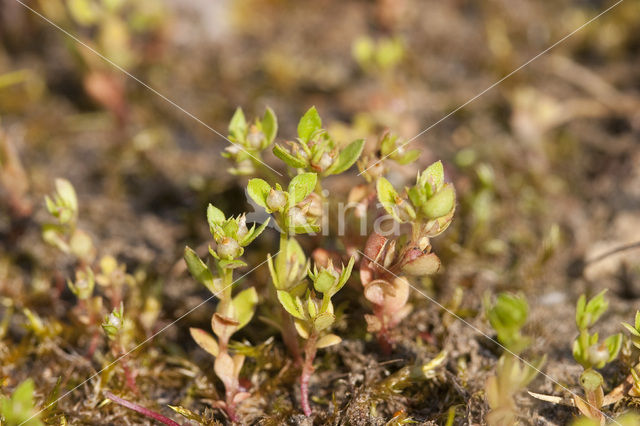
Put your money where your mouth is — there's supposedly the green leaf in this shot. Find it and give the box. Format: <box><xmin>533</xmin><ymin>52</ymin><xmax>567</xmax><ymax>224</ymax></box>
<box><xmin>240</xmin><ymin>218</ymin><xmax>270</xmax><ymax>246</ymax></box>
<box><xmin>327</xmin><ymin>139</ymin><xmax>365</xmax><ymax>175</ymax></box>
<box><xmin>277</xmin><ymin>290</ymin><xmax>305</xmax><ymax>320</ymax></box>
<box><xmin>376</xmin><ymin>177</ymin><xmax>403</xmax><ymax>222</ymax></box>
<box><xmin>217</xmin><ymin>258</ymin><xmax>247</xmax><ymax>269</ymax></box>
<box><xmin>273</xmin><ymin>144</ymin><xmax>308</xmax><ymax>168</ymax></box>
<box><xmin>334</xmin><ymin>256</ymin><xmax>355</xmax><ymax>294</ymax></box>
<box><xmin>232</xmin><ymin>287</ymin><xmax>259</xmax><ymax>330</ymax></box>
<box><xmin>314</xmin><ymin>270</ymin><xmax>336</xmax><ymax>294</ymax></box>
<box><xmin>229</xmin><ymin>107</ymin><xmax>247</xmax><ymax>140</ymax></box>
<box><xmin>605</xmin><ymin>333</ymin><xmax>623</xmax><ymax>362</ymax></box>
<box><xmin>267</xmin><ymin>253</ymin><xmax>280</xmax><ymax>289</ymax></box>
<box><xmin>0</xmin><ymin>379</ymin><xmax>43</xmax><ymax>426</ymax></box>
<box><xmin>56</xmin><ymin>178</ymin><xmax>78</xmax><ymax>211</ymax></box>
<box><xmin>314</xmin><ymin>312</ymin><xmax>335</xmax><ymax>331</ymax></box>
<box><xmin>297</xmin><ymin>106</ymin><xmax>322</xmax><ymax>142</ymax></box>
<box><xmin>577</xmin><ymin>290</ymin><xmax>609</xmax><ymax>330</ymax></box>
<box><xmin>189</xmin><ymin>328</ymin><xmax>219</xmax><ymax>356</ymax></box>
<box><xmin>261</xmin><ymin>107</ymin><xmax>278</xmax><ymax>144</ymax></box>
<box><xmin>288</xmin><ymin>173</ymin><xmax>317</xmax><ymax>204</ymax></box>
<box><xmin>207</xmin><ymin>204</ymin><xmax>226</xmax><ymax>227</ymax></box>
<box><xmin>291</xmin><ymin>223</ymin><xmax>321</xmax><ymax>235</ymax></box>
<box><xmin>421</xmin><ymin>184</ymin><xmax>455</xmax><ymax>219</ymax></box>
<box><xmin>622</xmin><ymin>322</ymin><xmax>640</xmax><ymax>337</ymax></box>
<box><xmin>247</xmin><ymin>178</ymin><xmax>272</xmax><ymax>209</ymax></box>
<box><xmin>395</xmin><ymin>149</ymin><xmax>420</xmax><ymax>165</ymax></box>
<box><xmin>184</xmin><ymin>247</ymin><xmax>216</xmax><ymax>293</ymax></box>
<box><xmin>422</xmin><ymin>161</ymin><xmax>444</xmax><ymax>194</ymax></box>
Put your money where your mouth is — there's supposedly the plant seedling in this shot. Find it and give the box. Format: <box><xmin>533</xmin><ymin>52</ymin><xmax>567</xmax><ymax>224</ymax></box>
<box><xmin>360</xmin><ymin>161</ymin><xmax>456</xmax><ymax>353</ymax></box>
<box><xmin>184</xmin><ymin>203</ymin><xmax>268</xmax><ymax>421</ymax></box>
<box><xmin>484</xmin><ymin>293</ymin><xmax>545</xmax><ymax>426</ymax></box>
<box><xmin>0</xmin><ymin>379</ymin><xmax>43</xmax><ymax>426</ymax></box>
<box><xmin>276</xmin><ymin>258</ymin><xmax>354</xmax><ymax>416</ymax></box>
<box><xmin>531</xmin><ymin>291</ymin><xmax>622</xmax><ymax>424</ymax></box>
<box><xmin>223</xmin><ymin>107</ymin><xmax>278</xmax><ymax>176</ymax></box>
<box><xmin>572</xmin><ymin>290</ymin><xmax>622</xmax><ymax>423</ymax></box>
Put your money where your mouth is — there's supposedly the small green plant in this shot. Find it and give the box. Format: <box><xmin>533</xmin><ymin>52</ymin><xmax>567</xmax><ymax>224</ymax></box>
<box><xmin>184</xmin><ymin>204</ymin><xmax>268</xmax><ymax>421</ymax></box>
<box><xmin>223</xmin><ymin>107</ymin><xmax>278</xmax><ymax>176</ymax></box>
<box><xmin>360</xmin><ymin>160</ymin><xmax>455</xmax><ymax>353</ymax></box>
<box><xmin>621</xmin><ymin>311</ymin><xmax>640</xmax><ymax>397</ymax></box>
<box><xmin>43</xmin><ymin>178</ymin><xmax>95</xmax><ymax>265</ymax></box>
<box><xmin>0</xmin><ymin>379</ymin><xmax>43</xmax><ymax>426</ymax></box>
<box><xmin>270</xmin><ymin>106</ymin><xmax>364</xmax><ymax>179</ymax></box>
<box><xmin>572</xmin><ymin>290</ymin><xmax>622</xmax><ymax>422</ymax></box>
<box><xmin>277</xmin><ymin>258</ymin><xmax>354</xmax><ymax>416</ymax></box>
<box><xmin>101</xmin><ymin>303</ymin><xmax>139</xmax><ymax>393</ymax></box>
<box><xmin>484</xmin><ymin>293</ymin><xmax>545</xmax><ymax>426</ymax></box>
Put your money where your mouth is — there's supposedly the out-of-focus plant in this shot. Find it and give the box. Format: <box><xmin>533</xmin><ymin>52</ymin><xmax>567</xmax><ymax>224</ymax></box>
<box><xmin>572</xmin><ymin>413</ymin><xmax>640</xmax><ymax>426</ymax></box>
<box><xmin>572</xmin><ymin>291</ymin><xmax>622</xmax><ymax>423</ymax></box>
<box><xmin>43</xmin><ymin>179</ymin><xmax>95</xmax><ymax>266</ymax></box>
<box><xmin>484</xmin><ymin>293</ymin><xmax>545</xmax><ymax>426</ymax></box>
<box><xmin>101</xmin><ymin>303</ymin><xmax>138</xmax><ymax>394</ymax></box>
<box><xmin>37</xmin><ymin>0</ymin><xmax>167</xmax><ymax>123</ymax></box>
<box><xmin>352</xmin><ymin>35</ymin><xmax>405</xmax><ymax>74</ymax></box>
<box><xmin>620</xmin><ymin>311</ymin><xmax>640</xmax><ymax>397</ymax></box>
<box><xmin>223</xmin><ymin>107</ymin><xmax>278</xmax><ymax>177</ymax></box>
<box><xmin>0</xmin><ymin>379</ymin><xmax>43</xmax><ymax>426</ymax></box>
<box><xmin>42</xmin><ymin>179</ymin><xmax>137</xmax><ymax>360</ymax></box>
<box><xmin>184</xmin><ymin>203</ymin><xmax>268</xmax><ymax>421</ymax></box>
<box><xmin>360</xmin><ymin>161</ymin><xmax>455</xmax><ymax>353</ymax></box>
<box><xmin>0</xmin><ymin>129</ymin><xmax>32</xmax><ymax>229</ymax></box>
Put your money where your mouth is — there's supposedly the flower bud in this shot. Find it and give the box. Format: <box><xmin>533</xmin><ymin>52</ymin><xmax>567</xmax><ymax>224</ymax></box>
<box><xmin>217</xmin><ymin>237</ymin><xmax>242</xmax><ymax>259</ymax></box>
<box><xmin>587</xmin><ymin>343</ymin><xmax>610</xmax><ymax>367</ymax></box>
<box><xmin>68</xmin><ymin>268</ymin><xmax>95</xmax><ymax>300</ymax></box>
<box><xmin>102</xmin><ymin>305</ymin><xmax>124</xmax><ymax>340</ymax></box>
<box><xmin>315</xmin><ymin>152</ymin><xmax>333</xmax><ymax>171</ymax></box>
<box><xmin>246</xmin><ymin>128</ymin><xmax>265</xmax><ymax>149</ymax></box>
<box><xmin>266</xmin><ymin>189</ymin><xmax>287</xmax><ymax>211</ymax></box>
<box><xmin>236</xmin><ymin>215</ymin><xmax>249</xmax><ymax>240</ymax></box>
<box><xmin>288</xmin><ymin>207</ymin><xmax>307</xmax><ymax>227</ymax></box>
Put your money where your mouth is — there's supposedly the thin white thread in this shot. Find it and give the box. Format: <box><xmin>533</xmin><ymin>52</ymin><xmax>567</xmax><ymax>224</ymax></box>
<box><xmin>19</xmin><ymin>252</ymin><xmax>278</xmax><ymax>425</ymax></box>
<box><xmin>359</xmin><ymin>0</ymin><xmax>625</xmax><ymax>177</ymax></box>
<box><xmin>13</xmin><ymin>0</ymin><xmax>283</xmax><ymax>177</ymax></box>
<box><xmin>357</xmin><ymin>249</ymin><xmax>621</xmax><ymax>425</ymax></box>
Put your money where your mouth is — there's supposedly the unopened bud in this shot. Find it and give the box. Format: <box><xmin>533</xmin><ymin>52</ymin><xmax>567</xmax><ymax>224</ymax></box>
<box><xmin>236</xmin><ymin>215</ymin><xmax>249</xmax><ymax>240</ymax></box>
<box><xmin>315</xmin><ymin>152</ymin><xmax>333</xmax><ymax>171</ymax></box>
<box><xmin>246</xmin><ymin>128</ymin><xmax>265</xmax><ymax>149</ymax></box>
<box><xmin>588</xmin><ymin>343</ymin><xmax>610</xmax><ymax>367</ymax></box>
<box><xmin>288</xmin><ymin>207</ymin><xmax>307</xmax><ymax>227</ymax></box>
<box><xmin>267</xmin><ymin>189</ymin><xmax>287</xmax><ymax>211</ymax></box>
<box><xmin>217</xmin><ymin>237</ymin><xmax>242</xmax><ymax>259</ymax></box>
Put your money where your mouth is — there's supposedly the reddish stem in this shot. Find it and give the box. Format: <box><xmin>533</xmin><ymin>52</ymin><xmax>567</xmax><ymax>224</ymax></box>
<box><xmin>377</xmin><ymin>329</ymin><xmax>393</xmax><ymax>356</ymax></box>
<box><xmin>281</xmin><ymin>307</ymin><xmax>302</xmax><ymax>365</ymax></box>
<box><xmin>373</xmin><ymin>306</ymin><xmax>393</xmax><ymax>355</ymax></box>
<box><xmin>85</xmin><ymin>329</ymin><xmax>100</xmax><ymax>359</ymax></box>
<box><xmin>225</xmin><ymin>387</ymin><xmax>238</xmax><ymax>422</ymax></box>
<box><xmin>104</xmin><ymin>391</ymin><xmax>179</xmax><ymax>426</ymax></box>
<box><xmin>300</xmin><ymin>334</ymin><xmax>318</xmax><ymax>416</ymax></box>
